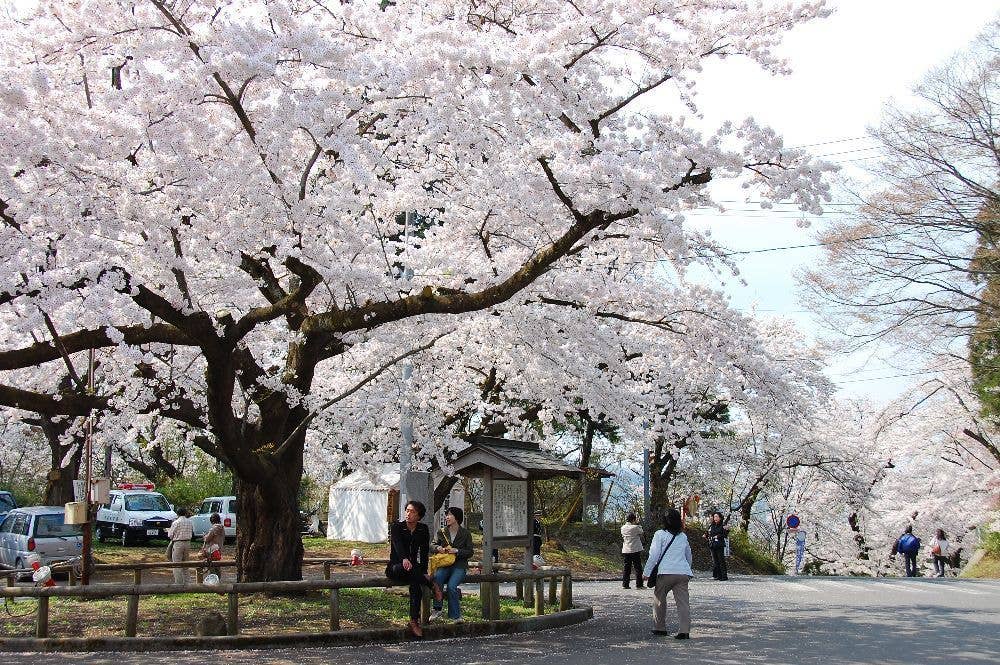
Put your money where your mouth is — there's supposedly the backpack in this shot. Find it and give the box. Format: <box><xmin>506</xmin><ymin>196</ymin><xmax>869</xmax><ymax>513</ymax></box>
<box><xmin>898</xmin><ymin>534</ymin><xmax>920</xmax><ymax>554</ymax></box>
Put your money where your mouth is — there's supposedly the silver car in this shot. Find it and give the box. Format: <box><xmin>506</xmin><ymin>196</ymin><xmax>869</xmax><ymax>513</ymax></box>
<box><xmin>0</xmin><ymin>507</ymin><xmax>83</xmax><ymax>574</ymax></box>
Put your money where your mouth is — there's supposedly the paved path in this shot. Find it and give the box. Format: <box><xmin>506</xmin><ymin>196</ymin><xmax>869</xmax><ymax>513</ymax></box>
<box><xmin>9</xmin><ymin>576</ymin><xmax>1000</xmax><ymax>664</ymax></box>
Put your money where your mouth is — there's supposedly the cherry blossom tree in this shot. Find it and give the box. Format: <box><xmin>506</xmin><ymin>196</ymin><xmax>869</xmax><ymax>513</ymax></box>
<box><xmin>0</xmin><ymin>0</ymin><xmax>834</xmax><ymax>580</ymax></box>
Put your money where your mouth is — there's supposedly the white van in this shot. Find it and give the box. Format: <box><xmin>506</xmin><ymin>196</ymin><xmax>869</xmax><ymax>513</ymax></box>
<box><xmin>191</xmin><ymin>495</ymin><xmax>237</xmax><ymax>541</ymax></box>
<box><xmin>94</xmin><ymin>484</ymin><xmax>177</xmax><ymax>546</ymax></box>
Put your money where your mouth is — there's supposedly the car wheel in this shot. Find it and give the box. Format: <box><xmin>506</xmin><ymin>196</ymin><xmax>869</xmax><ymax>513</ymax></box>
<box><xmin>14</xmin><ymin>558</ymin><xmax>26</xmax><ymax>582</ymax></box>
<box><xmin>120</xmin><ymin>529</ymin><xmax>130</xmax><ymax>547</ymax></box>
<box><xmin>95</xmin><ymin>525</ymin><xmax>106</xmax><ymax>543</ymax></box>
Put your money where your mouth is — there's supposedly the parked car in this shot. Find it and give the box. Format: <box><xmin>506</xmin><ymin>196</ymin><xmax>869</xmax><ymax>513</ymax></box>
<box><xmin>0</xmin><ymin>491</ymin><xmax>15</xmax><ymax>518</ymax></box>
<box><xmin>0</xmin><ymin>506</ymin><xmax>83</xmax><ymax>575</ymax></box>
<box><xmin>191</xmin><ymin>495</ymin><xmax>237</xmax><ymax>541</ymax></box>
<box><xmin>94</xmin><ymin>485</ymin><xmax>177</xmax><ymax>546</ymax></box>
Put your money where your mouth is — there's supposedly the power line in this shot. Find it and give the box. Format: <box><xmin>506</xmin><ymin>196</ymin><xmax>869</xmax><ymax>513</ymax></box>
<box><xmin>678</xmin><ymin>230</ymin><xmax>908</xmax><ymax>261</ymax></box>
<box><xmin>833</xmin><ymin>370</ymin><xmax>940</xmax><ymax>385</ymax></box>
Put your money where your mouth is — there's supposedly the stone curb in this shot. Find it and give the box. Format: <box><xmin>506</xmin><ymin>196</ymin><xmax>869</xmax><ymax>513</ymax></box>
<box><xmin>0</xmin><ymin>606</ymin><xmax>593</xmax><ymax>653</ymax></box>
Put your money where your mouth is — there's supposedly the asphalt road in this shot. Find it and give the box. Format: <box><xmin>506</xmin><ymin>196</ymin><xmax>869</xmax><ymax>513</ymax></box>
<box><xmin>7</xmin><ymin>576</ymin><xmax>1000</xmax><ymax>664</ymax></box>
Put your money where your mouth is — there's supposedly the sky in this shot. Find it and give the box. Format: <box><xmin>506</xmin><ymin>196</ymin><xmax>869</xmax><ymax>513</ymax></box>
<box><xmin>681</xmin><ymin>1</ymin><xmax>998</xmax><ymax>403</ymax></box>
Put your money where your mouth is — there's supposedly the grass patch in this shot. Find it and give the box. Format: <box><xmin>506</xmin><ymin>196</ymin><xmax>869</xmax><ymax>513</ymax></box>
<box><xmin>960</xmin><ymin>531</ymin><xmax>1000</xmax><ymax>579</ymax></box>
<box><xmin>726</xmin><ymin>530</ymin><xmax>784</xmax><ymax>575</ymax></box>
<box><xmin>961</xmin><ymin>552</ymin><xmax>1000</xmax><ymax>578</ymax></box>
<box><xmin>0</xmin><ymin>588</ymin><xmax>547</xmax><ymax>639</ymax></box>
<box><xmin>981</xmin><ymin>530</ymin><xmax>1000</xmax><ymax>556</ymax></box>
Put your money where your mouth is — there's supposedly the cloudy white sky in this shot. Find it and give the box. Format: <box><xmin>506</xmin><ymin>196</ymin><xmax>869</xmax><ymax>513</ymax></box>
<box><xmin>683</xmin><ymin>1</ymin><xmax>998</xmax><ymax>403</ymax></box>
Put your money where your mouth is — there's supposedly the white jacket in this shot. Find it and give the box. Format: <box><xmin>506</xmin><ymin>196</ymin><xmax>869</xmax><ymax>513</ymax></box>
<box><xmin>930</xmin><ymin>537</ymin><xmax>950</xmax><ymax>556</ymax></box>
<box><xmin>621</xmin><ymin>523</ymin><xmax>644</xmax><ymax>554</ymax></box>
<box><xmin>643</xmin><ymin>529</ymin><xmax>693</xmax><ymax>578</ymax></box>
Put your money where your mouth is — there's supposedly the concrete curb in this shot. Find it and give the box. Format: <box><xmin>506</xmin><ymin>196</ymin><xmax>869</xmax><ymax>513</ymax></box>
<box><xmin>0</xmin><ymin>606</ymin><xmax>593</xmax><ymax>653</ymax></box>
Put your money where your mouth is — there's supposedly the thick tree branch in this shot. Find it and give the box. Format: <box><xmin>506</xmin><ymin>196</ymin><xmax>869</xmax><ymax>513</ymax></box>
<box><xmin>0</xmin><ymin>323</ymin><xmax>193</xmax><ymax>371</ymax></box>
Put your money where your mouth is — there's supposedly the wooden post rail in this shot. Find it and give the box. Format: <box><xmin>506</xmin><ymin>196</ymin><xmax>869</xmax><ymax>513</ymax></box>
<box><xmin>0</xmin><ymin>568</ymin><xmax>574</xmax><ymax>641</ymax></box>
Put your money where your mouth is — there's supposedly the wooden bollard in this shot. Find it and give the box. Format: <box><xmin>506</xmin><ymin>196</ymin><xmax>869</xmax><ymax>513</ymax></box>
<box><xmin>329</xmin><ymin>588</ymin><xmax>340</xmax><ymax>631</ymax></box>
<box><xmin>36</xmin><ymin>596</ymin><xmax>49</xmax><ymax>638</ymax></box>
<box><xmin>515</xmin><ymin>579</ymin><xmax>523</xmax><ymax>599</ymax></box>
<box><xmin>534</xmin><ymin>578</ymin><xmax>544</xmax><ymax>615</ymax></box>
<box><xmin>133</xmin><ymin>569</ymin><xmax>142</xmax><ymax>585</ymax></box>
<box><xmin>421</xmin><ymin>587</ymin><xmax>431</xmax><ymax>623</ymax></box>
<box><xmin>523</xmin><ymin>574</ymin><xmax>534</xmax><ymax>608</ymax></box>
<box><xmin>228</xmin><ymin>592</ymin><xmax>240</xmax><ymax>635</ymax></box>
<box><xmin>323</xmin><ymin>562</ymin><xmax>331</xmax><ymax>581</ymax></box>
<box><xmin>196</xmin><ymin>567</ymin><xmax>204</xmax><ymax>584</ymax></box>
<box><xmin>480</xmin><ymin>582</ymin><xmax>491</xmax><ymax>620</ymax></box>
<box><xmin>548</xmin><ymin>576</ymin><xmax>557</xmax><ymax>605</ymax></box>
<box><xmin>69</xmin><ymin>566</ymin><xmax>76</xmax><ymax>587</ymax></box>
<box><xmin>560</xmin><ymin>574</ymin><xmax>571</xmax><ymax>611</ymax></box>
<box><xmin>491</xmin><ymin>582</ymin><xmax>500</xmax><ymax>619</ymax></box>
<box><xmin>125</xmin><ymin>594</ymin><xmax>139</xmax><ymax>637</ymax></box>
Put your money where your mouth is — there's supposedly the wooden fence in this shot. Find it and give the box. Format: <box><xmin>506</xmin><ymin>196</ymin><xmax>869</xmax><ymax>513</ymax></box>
<box><xmin>0</xmin><ymin>567</ymin><xmax>574</xmax><ymax>640</ymax></box>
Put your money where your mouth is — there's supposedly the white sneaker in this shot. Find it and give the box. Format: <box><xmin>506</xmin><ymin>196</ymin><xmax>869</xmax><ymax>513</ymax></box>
<box><xmin>453</xmin><ymin>617</ymin><xmax>464</xmax><ymax>624</ymax></box>
<box><xmin>429</xmin><ymin>610</ymin><xmax>442</xmax><ymax>621</ymax></box>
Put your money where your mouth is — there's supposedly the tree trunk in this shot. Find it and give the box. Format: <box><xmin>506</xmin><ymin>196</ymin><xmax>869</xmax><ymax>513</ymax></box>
<box><xmin>648</xmin><ymin>437</ymin><xmax>679</xmax><ymax>516</ymax></box>
<box><xmin>574</xmin><ymin>415</ymin><xmax>596</xmax><ymax>521</ymax></box>
<box><xmin>35</xmin><ymin>415</ymin><xmax>84</xmax><ymax>506</ymax></box>
<box><xmin>738</xmin><ymin>485</ymin><xmax>762</xmax><ymax>533</ymax></box>
<box><xmin>235</xmin><ymin>463</ymin><xmax>305</xmax><ymax>582</ymax></box>
<box><xmin>44</xmin><ymin>456</ymin><xmax>81</xmax><ymax>506</ymax></box>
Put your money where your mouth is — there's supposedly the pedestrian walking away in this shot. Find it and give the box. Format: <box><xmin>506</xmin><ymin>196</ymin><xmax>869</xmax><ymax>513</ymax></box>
<box><xmin>704</xmin><ymin>511</ymin><xmax>729</xmax><ymax>581</ymax></box>
<box><xmin>930</xmin><ymin>528</ymin><xmax>950</xmax><ymax>578</ymax></box>
<box><xmin>643</xmin><ymin>508</ymin><xmax>693</xmax><ymax>640</ymax></box>
<box><xmin>200</xmin><ymin>512</ymin><xmax>226</xmax><ymax>580</ymax></box>
<box><xmin>385</xmin><ymin>500</ymin><xmax>443</xmax><ymax>639</ymax></box>
<box><xmin>430</xmin><ymin>506</ymin><xmax>474</xmax><ymax>622</ymax></box>
<box><xmin>893</xmin><ymin>525</ymin><xmax>921</xmax><ymax>577</ymax></box>
<box><xmin>621</xmin><ymin>512</ymin><xmax>644</xmax><ymax>589</ymax></box>
<box><xmin>166</xmin><ymin>508</ymin><xmax>193</xmax><ymax>584</ymax></box>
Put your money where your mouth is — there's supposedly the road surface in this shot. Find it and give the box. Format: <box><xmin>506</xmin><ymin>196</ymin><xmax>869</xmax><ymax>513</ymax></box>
<box><xmin>8</xmin><ymin>576</ymin><xmax>1000</xmax><ymax>664</ymax></box>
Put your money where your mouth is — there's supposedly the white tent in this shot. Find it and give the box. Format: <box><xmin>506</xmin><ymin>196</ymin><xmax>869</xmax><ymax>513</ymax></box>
<box><xmin>326</xmin><ymin>465</ymin><xmax>400</xmax><ymax>543</ymax></box>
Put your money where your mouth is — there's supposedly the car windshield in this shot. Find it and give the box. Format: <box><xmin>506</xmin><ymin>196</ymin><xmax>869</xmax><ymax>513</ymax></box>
<box><xmin>0</xmin><ymin>494</ymin><xmax>14</xmax><ymax>512</ymax></box>
<box><xmin>124</xmin><ymin>494</ymin><xmax>170</xmax><ymax>511</ymax></box>
<box><xmin>34</xmin><ymin>514</ymin><xmax>83</xmax><ymax>537</ymax></box>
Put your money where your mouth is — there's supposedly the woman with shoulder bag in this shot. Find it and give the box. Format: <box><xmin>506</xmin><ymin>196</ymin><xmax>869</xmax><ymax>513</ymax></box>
<box><xmin>643</xmin><ymin>508</ymin><xmax>694</xmax><ymax>639</ymax></box>
<box><xmin>930</xmin><ymin>528</ymin><xmax>950</xmax><ymax>577</ymax></box>
<box><xmin>429</xmin><ymin>507</ymin><xmax>474</xmax><ymax>622</ymax></box>
<box><xmin>200</xmin><ymin>512</ymin><xmax>226</xmax><ymax>579</ymax></box>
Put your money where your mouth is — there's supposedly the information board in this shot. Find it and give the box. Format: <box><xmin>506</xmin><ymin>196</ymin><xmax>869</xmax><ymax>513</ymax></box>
<box><xmin>492</xmin><ymin>479</ymin><xmax>528</xmax><ymax>537</ymax></box>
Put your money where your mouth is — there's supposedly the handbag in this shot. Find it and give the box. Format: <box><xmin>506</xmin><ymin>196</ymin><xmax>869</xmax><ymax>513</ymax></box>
<box><xmin>646</xmin><ymin>532</ymin><xmax>678</xmax><ymax>587</ymax></box>
<box><xmin>931</xmin><ymin>543</ymin><xmax>942</xmax><ymax>555</ymax></box>
<box><xmin>428</xmin><ymin>528</ymin><xmax>457</xmax><ymax>575</ymax></box>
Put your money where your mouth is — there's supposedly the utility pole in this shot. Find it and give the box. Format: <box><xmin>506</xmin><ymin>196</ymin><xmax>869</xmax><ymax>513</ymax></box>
<box><xmin>81</xmin><ymin>348</ymin><xmax>95</xmax><ymax>585</ymax></box>
<box><xmin>642</xmin><ymin>447</ymin><xmax>650</xmax><ymax>520</ymax></box>
<box><xmin>398</xmin><ymin>211</ymin><xmax>433</xmax><ymax>524</ymax></box>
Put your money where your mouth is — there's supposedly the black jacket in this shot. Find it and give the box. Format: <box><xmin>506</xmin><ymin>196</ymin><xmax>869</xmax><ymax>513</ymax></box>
<box><xmin>707</xmin><ymin>522</ymin><xmax>729</xmax><ymax>550</ymax></box>
<box><xmin>388</xmin><ymin>520</ymin><xmax>430</xmax><ymax>575</ymax></box>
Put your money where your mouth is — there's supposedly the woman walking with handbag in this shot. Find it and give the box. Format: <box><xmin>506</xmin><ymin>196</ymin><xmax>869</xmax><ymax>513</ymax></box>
<box><xmin>930</xmin><ymin>528</ymin><xmax>950</xmax><ymax>577</ymax></box>
<box><xmin>200</xmin><ymin>512</ymin><xmax>226</xmax><ymax>580</ymax></box>
<box><xmin>643</xmin><ymin>508</ymin><xmax>693</xmax><ymax>639</ymax></box>
<box><xmin>429</xmin><ymin>507</ymin><xmax>474</xmax><ymax>622</ymax></box>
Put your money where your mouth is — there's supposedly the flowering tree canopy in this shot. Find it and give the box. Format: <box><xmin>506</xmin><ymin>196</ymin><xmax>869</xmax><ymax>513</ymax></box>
<box><xmin>0</xmin><ymin>0</ymin><xmax>833</xmax><ymax>580</ymax></box>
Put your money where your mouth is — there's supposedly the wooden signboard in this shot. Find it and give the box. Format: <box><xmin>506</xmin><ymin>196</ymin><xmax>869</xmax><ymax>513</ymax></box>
<box><xmin>492</xmin><ymin>479</ymin><xmax>528</xmax><ymax>538</ymax></box>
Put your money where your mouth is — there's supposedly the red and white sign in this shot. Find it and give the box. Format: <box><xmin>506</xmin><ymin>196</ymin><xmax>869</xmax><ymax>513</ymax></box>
<box><xmin>118</xmin><ymin>482</ymin><xmax>155</xmax><ymax>491</ymax></box>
